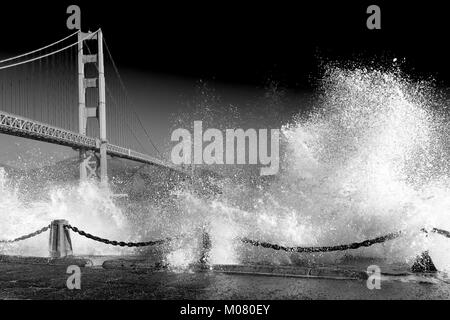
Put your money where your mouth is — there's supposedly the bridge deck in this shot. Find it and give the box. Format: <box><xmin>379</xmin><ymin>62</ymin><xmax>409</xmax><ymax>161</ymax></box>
<box><xmin>0</xmin><ymin>110</ymin><xmax>187</xmax><ymax>175</ymax></box>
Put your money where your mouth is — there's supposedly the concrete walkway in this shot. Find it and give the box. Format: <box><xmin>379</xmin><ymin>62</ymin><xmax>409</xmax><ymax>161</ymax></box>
<box><xmin>0</xmin><ymin>255</ymin><xmax>449</xmax><ymax>299</ymax></box>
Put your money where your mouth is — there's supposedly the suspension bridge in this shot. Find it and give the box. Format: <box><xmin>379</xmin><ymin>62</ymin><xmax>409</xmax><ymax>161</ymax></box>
<box><xmin>0</xmin><ymin>28</ymin><xmax>185</xmax><ymax>185</ymax></box>
<box><xmin>2</xmin><ymin>27</ymin><xmax>450</xmax><ymax>301</ymax></box>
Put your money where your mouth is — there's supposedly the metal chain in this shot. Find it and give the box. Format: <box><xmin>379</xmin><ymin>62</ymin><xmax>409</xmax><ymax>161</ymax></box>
<box><xmin>64</xmin><ymin>224</ymin><xmax>450</xmax><ymax>252</ymax></box>
<box><xmin>240</xmin><ymin>231</ymin><xmax>403</xmax><ymax>253</ymax></box>
<box><xmin>65</xmin><ymin>222</ymin><xmax>404</xmax><ymax>252</ymax></box>
<box><xmin>4</xmin><ymin>223</ymin><xmax>443</xmax><ymax>253</ymax></box>
<box><xmin>240</xmin><ymin>228</ymin><xmax>450</xmax><ymax>253</ymax></box>
<box><xmin>0</xmin><ymin>225</ymin><xmax>50</xmax><ymax>244</ymax></box>
<box><xmin>422</xmin><ymin>227</ymin><xmax>450</xmax><ymax>238</ymax></box>
<box><xmin>64</xmin><ymin>224</ymin><xmax>172</xmax><ymax>247</ymax></box>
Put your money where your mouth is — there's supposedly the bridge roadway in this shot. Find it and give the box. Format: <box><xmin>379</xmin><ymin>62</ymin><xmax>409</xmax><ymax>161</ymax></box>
<box><xmin>0</xmin><ymin>109</ymin><xmax>187</xmax><ymax>175</ymax></box>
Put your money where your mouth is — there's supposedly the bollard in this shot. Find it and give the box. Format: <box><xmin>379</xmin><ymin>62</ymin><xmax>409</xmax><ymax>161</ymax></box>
<box><xmin>49</xmin><ymin>220</ymin><xmax>73</xmax><ymax>258</ymax></box>
<box><xmin>199</xmin><ymin>226</ymin><xmax>211</xmax><ymax>269</ymax></box>
<box><xmin>411</xmin><ymin>251</ymin><xmax>437</xmax><ymax>273</ymax></box>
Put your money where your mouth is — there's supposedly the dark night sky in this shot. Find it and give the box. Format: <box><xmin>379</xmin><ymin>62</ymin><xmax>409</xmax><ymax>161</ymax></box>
<box><xmin>0</xmin><ymin>1</ymin><xmax>449</xmax><ymax>168</ymax></box>
<box><xmin>2</xmin><ymin>1</ymin><xmax>450</xmax><ymax>88</ymax></box>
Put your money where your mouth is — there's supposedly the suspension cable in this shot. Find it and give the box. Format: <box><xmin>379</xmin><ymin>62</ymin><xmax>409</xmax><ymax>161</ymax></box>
<box><xmin>0</xmin><ymin>31</ymin><xmax>80</xmax><ymax>65</ymax></box>
<box><xmin>0</xmin><ymin>30</ymin><xmax>99</xmax><ymax>71</ymax></box>
<box><xmin>83</xmin><ymin>42</ymin><xmax>152</xmax><ymax>154</ymax></box>
<box><xmin>102</xmin><ymin>35</ymin><xmax>163</xmax><ymax>158</ymax></box>
<box><xmin>85</xmin><ymin>39</ymin><xmax>163</xmax><ymax>158</ymax></box>
<box><xmin>106</xmin><ymin>87</ymin><xmax>152</xmax><ymax>154</ymax></box>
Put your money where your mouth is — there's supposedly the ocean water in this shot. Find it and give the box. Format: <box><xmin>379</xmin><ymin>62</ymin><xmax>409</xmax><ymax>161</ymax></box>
<box><xmin>2</xmin><ymin>65</ymin><xmax>450</xmax><ymax>272</ymax></box>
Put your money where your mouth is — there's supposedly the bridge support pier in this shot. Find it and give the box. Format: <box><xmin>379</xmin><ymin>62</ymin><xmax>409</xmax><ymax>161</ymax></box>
<box><xmin>97</xmin><ymin>29</ymin><xmax>108</xmax><ymax>186</ymax></box>
<box><xmin>77</xmin><ymin>29</ymin><xmax>108</xmax><ymax>185</ymax></box>
<box><xmin>100</xmin><ymin>142</ymin><xmax>108</xmax><ymax>186</ymax></box>
<box><xmin>79</xmin><ymin>150</ymin><xmax>100</xmax><ymax>180</ymax></box>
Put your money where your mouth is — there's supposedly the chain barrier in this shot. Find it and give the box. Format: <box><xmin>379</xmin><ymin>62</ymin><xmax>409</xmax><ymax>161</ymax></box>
<box><xmin>2</xmin><ymin>223</ymin><xmax>450</xmax><ymax>253</ymax></box>
<box><xmin>64</xmin><ymin>224</ymin><xmax>172</xmax><ymax>247</ymax></box>
<box><xmin>60</xmin><ymin>225</ymin><xmax>425</xmax><ymax>253</ymax></box>
<box><xmin>0</xmin><ymin>225</ymin><xmax>50</xmax><ymax>244</ymax></box>
<box><xmin>240</xmin><ymin>231</ymin><xmax>403</xmax><ymax>253</ymax></box>
<box><xmin>240</xmin><ymin>228</ymin><xmax>450</xmax><ymax>253</ymax></box>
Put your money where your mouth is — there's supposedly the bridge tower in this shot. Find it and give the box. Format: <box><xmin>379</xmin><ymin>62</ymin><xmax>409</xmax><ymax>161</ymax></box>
<box><xmin>77</xmin><ymin>29</ymin><xmax>108</xmax><ymax>186</ymax></box>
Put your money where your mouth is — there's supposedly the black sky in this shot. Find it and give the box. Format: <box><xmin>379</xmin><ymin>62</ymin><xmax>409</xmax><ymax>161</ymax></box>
<box><xmin>1</xmin><ymin>1</ymin><xmax>450</xmax><ymax>168</ymax></box>
<box><xmin>2</xmin><ymin>1</ymin><xmax>450</xmax><ymax>89</ymax></box>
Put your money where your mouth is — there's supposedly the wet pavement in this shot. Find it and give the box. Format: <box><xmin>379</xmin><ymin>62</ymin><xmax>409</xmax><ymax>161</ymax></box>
<box><xmin>1</xmin><ymin>255</ymin><xmax>450</xmax><ymax>299</ymax></box>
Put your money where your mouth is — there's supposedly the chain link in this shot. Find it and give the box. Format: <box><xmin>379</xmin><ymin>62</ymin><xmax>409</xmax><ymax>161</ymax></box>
<box><xmin>64</xmin><ymin>224</ymin><xmax>172</xmax><ymax>247</ymax></box>
<box><xmin>0</xmin><ymin>225</ymin><xmax>50</xmax><ymax>244</ymax></box>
